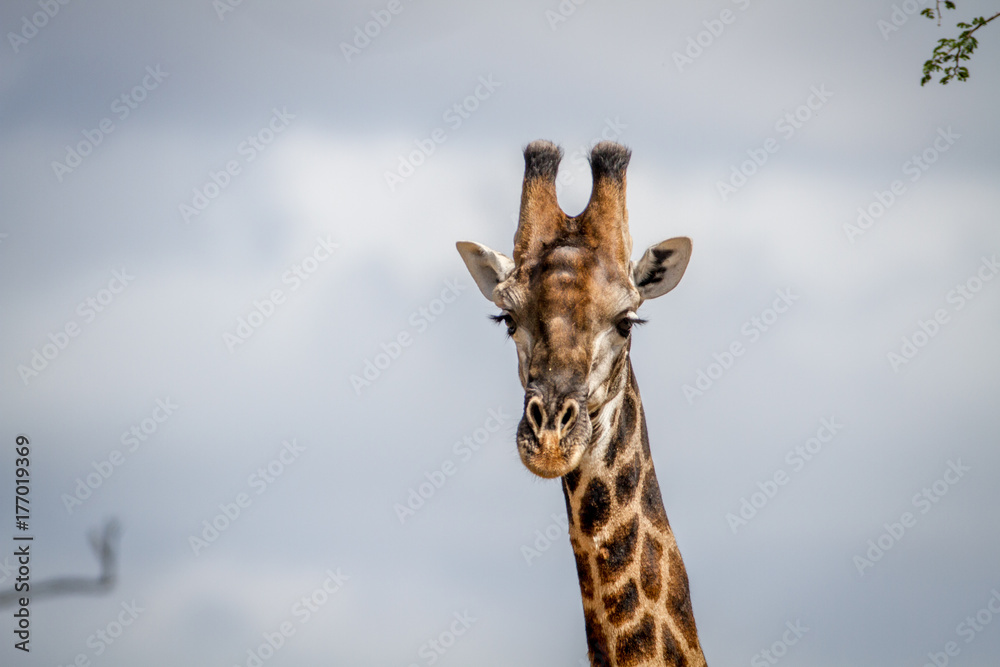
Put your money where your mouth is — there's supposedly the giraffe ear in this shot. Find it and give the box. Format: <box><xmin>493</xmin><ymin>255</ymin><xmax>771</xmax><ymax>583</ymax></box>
<box><xmin>632</xmin><ymin>237</ymin><xmax>692</xmax><ymax>300</ymax></box>
<box><xmin>456</xmin><ymin>241</ymin><xmax>515</xmax><ymax>302</ymax></box>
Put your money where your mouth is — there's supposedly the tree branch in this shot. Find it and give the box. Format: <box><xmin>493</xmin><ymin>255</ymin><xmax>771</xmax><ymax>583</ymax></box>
<box><xmin>921</xmin><ymin>10</ymin><xmax>1000</xmax><ymax>85</ymax></box>
<box><xmin>0</xmin><ymin>519</ymin><xmax>120</xmax><ymax>608</ymax></box>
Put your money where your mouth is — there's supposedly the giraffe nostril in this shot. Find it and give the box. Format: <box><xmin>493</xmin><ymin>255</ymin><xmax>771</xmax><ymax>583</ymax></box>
<box><xmin>528</xmin><ymin>400</ymin><xmax>545</xmax><ymax>433</ymax></box>
<box><xmin>559</xmin><ymin>402</ymin><xmax>577</xmax><ymax>435</ymax></box>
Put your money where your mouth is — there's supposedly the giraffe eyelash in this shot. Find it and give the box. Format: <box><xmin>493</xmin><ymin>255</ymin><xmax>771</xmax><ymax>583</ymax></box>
<box><xmin>616</xmin><ymin>314</ymin><xmax>648</xmax><ymax>337</ymax></box>
<box><xmin>620</xmin><ymin>313</ymin><xmax>649</xmax><ymax>327</ymax></box>
<box><xmin>490</xmin><ymin>313</ymin><xmax>517</xmax><ymax>337</ymax></box>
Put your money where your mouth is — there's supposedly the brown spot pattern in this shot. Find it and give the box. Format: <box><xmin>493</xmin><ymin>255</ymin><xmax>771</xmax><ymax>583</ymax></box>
<box><xmin>639</xmin><ymin>533</ymin><xmax>663</xmax><ymax>601</ymax></box>
<box><xmin>641</xmin><ymin>466</ymin><xmax>671</xmax><ymax>531</ymax></box>
<box><xmin>564</xmin><ymin>467</ymin><xmax>582</xmax><ymax>494</ymax></box>
<box><xmin>614</xmin><ymin>452</ymin><xmax>641</xmax><ymax>506</ymax></box>
<box><xmin>667</xmin><ymin>547</ymin><xmax>700</xmax><ymax>650</ymax></box>
<box><xmin>602</xmin><ymin>578</ymin><xmax>639</xmax><ymax>626</ymax></box>
<box><xmin>614</xmin><ymin>613</ymin><xmax>656</xmax><ymax>667</ymax></box>
<box><xmin>602</xmin><ymin>410</ymin><xmax>622</xmax><ymax>470</ymax></box>
<box><xmin>661</xmin><ymin>622</ymin><xmax>688</xmax><ymax>667</ymax></box>
<box><xmin>585</xmin><ymin>609</ymin><xmax>612</xmax><ymax>667</ymax></box>
<box><xmin>561</xmin><ymin>481</ymin><xmax>575</xmax><ymax>529</ymax></box>
<box><xmin>572</xmin><ymin>539</ymin><xmax>594</xmax><ymax>600</ymax></box>
<box><xmin>605</xmin><ymin>389</ymin><xmax>636</xmax><ymax>469</ymax></box>
<box><xmin>638</xmin><ymin>411</ymin><xmax>652</xmax><ymax>459</ymax></box>
<box><xmin>597</xmin><ymin>515</ymin><xmax>639</xmax><ymax>583</ymax></box>
<box><xmin>579</xmin><ymin>478</ymin><xmax>611</xmax><ymax>536</ymax></box>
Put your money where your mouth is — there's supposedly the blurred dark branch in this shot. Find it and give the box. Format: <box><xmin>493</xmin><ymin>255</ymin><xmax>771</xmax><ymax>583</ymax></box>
<box><xmin>0</xmin><ymin>519</ymin><xmax>120</xmax><ymax>608</ymax></box>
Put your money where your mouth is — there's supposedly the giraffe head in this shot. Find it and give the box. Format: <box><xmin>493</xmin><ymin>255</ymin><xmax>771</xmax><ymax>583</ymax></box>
<box><xmin>457</xmin><ymin>140</ymin><xmax>690</xmax><ymax>479</ymax></box>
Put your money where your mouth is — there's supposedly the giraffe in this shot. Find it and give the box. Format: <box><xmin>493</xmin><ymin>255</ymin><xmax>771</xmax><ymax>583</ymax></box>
<box><xmin>456</xmin><ymin>140</ymin><xmax>707</xmax><ymax>667</ymax></box>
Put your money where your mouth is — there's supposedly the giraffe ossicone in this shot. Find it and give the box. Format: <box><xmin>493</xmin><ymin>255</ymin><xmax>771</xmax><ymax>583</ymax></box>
<box><xmin>456</xmin><ymin>140</ymin><xmax>707</xmax><ymax>667</ymax></box>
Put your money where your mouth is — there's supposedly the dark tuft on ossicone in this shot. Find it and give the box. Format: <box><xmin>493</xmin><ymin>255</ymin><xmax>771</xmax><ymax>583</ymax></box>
<box><xmin>589</xmin><ymin>141</ymin><xmax>631</xmax><ymax>182</ymax></box>
<box><xmin>523</xmin><ymin>140</ymin><xmax>563</xmax><ymax>181</ymax></box>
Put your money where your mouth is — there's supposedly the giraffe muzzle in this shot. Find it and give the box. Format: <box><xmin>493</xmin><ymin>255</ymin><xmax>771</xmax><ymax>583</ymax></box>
<box><xmin>516</xmin><ymin>392</ymin><xmax>591</xmax><ymax>478</ymax></box>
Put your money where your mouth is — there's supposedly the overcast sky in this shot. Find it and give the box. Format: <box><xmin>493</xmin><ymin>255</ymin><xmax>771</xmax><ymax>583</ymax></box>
<box><xmin>1</xmin><ymin>1</ymin><xmax>999</xmax><ymax>666</ymax></box>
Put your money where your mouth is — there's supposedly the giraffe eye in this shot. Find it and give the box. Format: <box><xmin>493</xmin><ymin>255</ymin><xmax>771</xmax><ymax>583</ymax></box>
<box><xmin>490</xmin><ymin>313</ymin><xmax>517</xmax><ymax>337</ymax></box>
<box><xmin>616</xmin><ymin>315</ymin><xmax>646</xmax><ymax>338</ymax></box>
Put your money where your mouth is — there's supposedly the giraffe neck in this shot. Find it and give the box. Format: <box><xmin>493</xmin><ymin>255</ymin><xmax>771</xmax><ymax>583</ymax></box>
<box><xmin>561</xmin><ymin>359</ymin><xmax>707</xmax><ymax>667</ymax></box>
